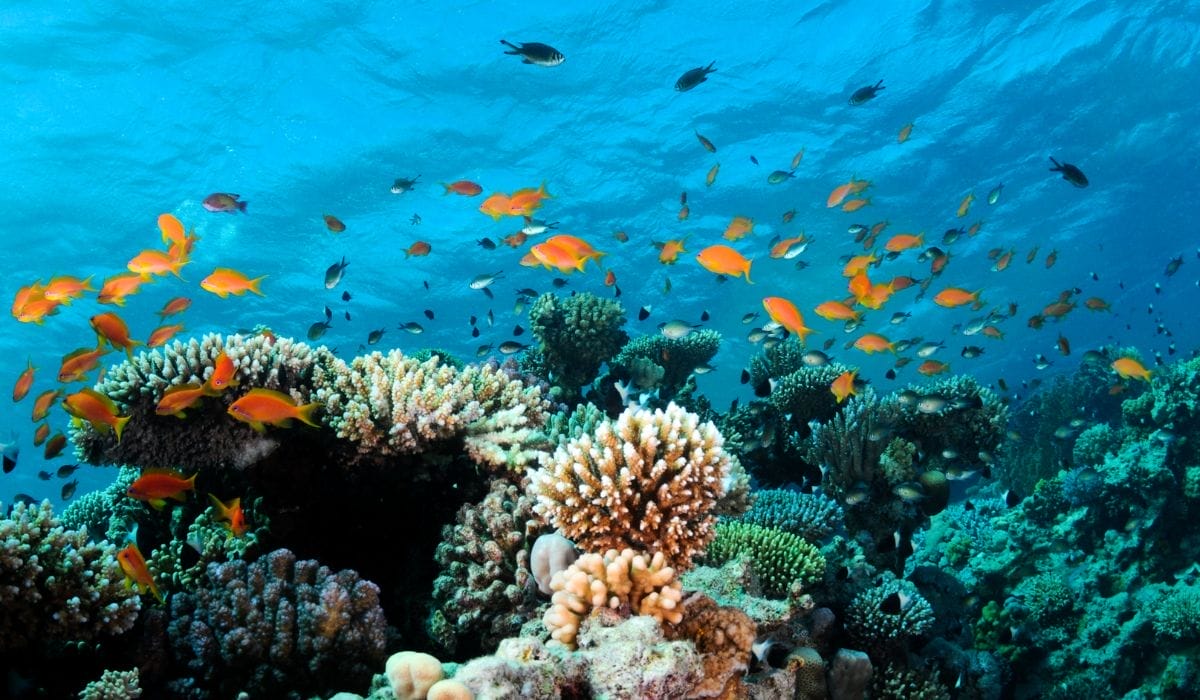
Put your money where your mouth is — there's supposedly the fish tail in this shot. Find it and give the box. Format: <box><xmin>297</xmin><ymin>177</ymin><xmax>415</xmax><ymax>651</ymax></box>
<box><xmin>441</xmin><ymin>183</ymin><xmax>452</xmax><ymax>195</ymax></box>
<box><xmin>744</xmin><ymin>262</ymin><xmax>754</xmax><ymax>284</ymax></box>
<box><xmin>538</xmin><ymin>180</ymin><xmax>553</xmax><ymax>199</ymax></box>
<box><xmin>185</xmin><ymin>472</ymin><xmax>198</xmax><ymax>493</ymax></box>
<box><xmin>237</xmin><ymin>200</ymin><xmax>248</xmax><ymax>213</ymax></box>
<box><xmin>294</xmin><ymin>402</ymin><xmax>322</xmax><ymax>428</ymax></box>
<box><xmin>113</xmin><ymin>414</ymin><xmax>130</xmax><ymax>444</ymax></box>
<box><xmin>248</xmin><ymin>276</ymin><xmax>267</xmax><ymax>296</ymax></box>
<box><xmin>500</xmin><ymin>39</ymin><xmax>519</xmax><ymax>53</ymax></box>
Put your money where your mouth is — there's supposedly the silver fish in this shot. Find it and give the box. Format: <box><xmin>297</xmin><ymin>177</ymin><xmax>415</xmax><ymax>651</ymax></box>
<box><xmin>324</xmin><ymin>257</ymin><xmax>349</xmax><ymax>289</ymax></box>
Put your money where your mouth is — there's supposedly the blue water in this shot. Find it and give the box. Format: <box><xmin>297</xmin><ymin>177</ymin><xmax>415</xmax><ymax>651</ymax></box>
<box><xmin>2</xmin><ymin>0</ymin><xmax>1198</xmax><ymax>505</ymax></box>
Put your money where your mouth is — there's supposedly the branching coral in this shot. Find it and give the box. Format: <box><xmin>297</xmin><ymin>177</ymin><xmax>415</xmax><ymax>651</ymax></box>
<box><xmin>526</xmin><ymin>292</ymin><xmax>628</xmax><ymax>393</ymax></box>
<box><xmin>845</xmin><ymin>575</ymin><xmax>935</xmax><ymax>661</ymax></box>
<box><xmin>429</xmin><ymin>478</ymin><xmax>546</xmax><ymax>656</ymax></box>
<box><xmin>0</xmin><ymin>500</ymin><xmax>141</xmax><ymax>652</ymax></box>
<box><xmin>529</xmin><ymin>402</ymin><xmax>730</xmax><ymax>568</ymax></box>
<box><xmin>734</xmin><ymin>488</ymin><xmax>844</xmax><ymax>542</ymax></box>
<box><xmin>611</xmin><ymin>329</ymin><xmax>721</xmax><ymax>394</ymax></box>
<box><xmin>78</xmin><ymin>668</ymin><xmax>141</xmax><ymax>700</ymax></box>
<box><xmin>702</xmin><ymin>522</ymin><xmax>826</xmax><ymax>597</ymax></box>
<box><xmin>312</xmin><ymin>350</ymin><xmax>553</xmax><ymax>471</ymax></box>
<box><xmin>165</xmin><ymin>548</ymin><xmax>386</xmax><ymax>698</ymax></box>
<box><xmin>768</xmin><ymin>363</ymin><xmax>851</xmax><ymax>428</ymax></box>
<box><xmin>543</xmin><ymin>548</ymin><xmax>684</xmax><ymax>648</ymax></box>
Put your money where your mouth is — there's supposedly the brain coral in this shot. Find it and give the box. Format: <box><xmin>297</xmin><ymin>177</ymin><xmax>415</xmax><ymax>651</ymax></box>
<box><xmin>529</xmin><ymin>402</ymin><xmax>731</xmax><ymax>568</ymax></box>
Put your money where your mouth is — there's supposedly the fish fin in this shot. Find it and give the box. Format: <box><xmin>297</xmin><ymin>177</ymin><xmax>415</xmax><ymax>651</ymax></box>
<box><xmin>113</xmin><ymin>415</ymin><xmax>130</xmax><ymax>444</ymax></box>
<box><xmin>249</xmin><ymin>421</ymin><xmax>266</xmax><ymax>434</ymax></box>
<box><xmin>149</xmin><ymin>498</ymin><xmax>166</xmax><ymax>510</ymax></box>
<box><xmin>248</xmin><ymin>276</ymin><xmax>267</xmax><ymax>296</ymax></box>
<box><xmin>237</xmin><ymin>200</ymin><xmax>248</xmax><ymax>213</ymax></box>
<box><xmin>294</xmin><ymin>402</ymin><xmax>322</xmax><ymax>429</ymax></box>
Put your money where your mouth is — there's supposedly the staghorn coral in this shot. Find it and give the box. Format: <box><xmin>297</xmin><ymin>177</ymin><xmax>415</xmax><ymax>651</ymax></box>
<box><xmin>845</xmin><ymin>574</ymin><xmax>935</xmax><ymax>661</ymax></box>
<box><xmin>165</xmin><ymin>548</ymin><xmax>386</xmax><ymax>699</ymax></box>
<box><xmin>429</xmin><ymin>478</ymin><xmax>546</xmax><ymax>657</ymax></box>
<box><xmin>703</xmin><ymin>522</ymin><xmax>826</xmax><ymax>598</ymax></box>
<box><xmin>312</xmin><ymin>350</ymin><xmax>553</xmax><ymax>471</ymax></box>
<box><xmin>529</xmin><ymin>402</ymin><xmax>731</xmax><ymax>568</ymax></box>
<box><xmin>526</xmin><ymin>291</ymin><xmax>628</xmax><ymax>393</ymax></box>
<box><xmin>0</xmin><ymin>500</ymin><xmax>141</xmax><ymax>652</ymax></box>
<box><xmin>611</xmin><ymin>329</ymin><xmax>722</xmax><ymax>394</ymax></box>
<box><xmin>78</xmin><ymin>668</ymin><xmax>141</xmax><ymax>700</ymax></box>
<box><xmin>543</xmin><ymin>548</ymin><xmax>684</xmax><ymax>648</ymax></box>
<box><xmin>734</xmin><ymin>488</ymin><xmax>844</xmax><ymax>542</ymax></box>
<box><xmin>72</xmin><ymin>333</ymin><xmax>336</xmax><ymax>471</ymax></box>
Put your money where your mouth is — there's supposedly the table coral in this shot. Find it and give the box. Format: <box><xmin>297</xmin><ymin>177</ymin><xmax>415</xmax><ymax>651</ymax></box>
<box><xmin>529</xmin><ymin>402</ymin><xmax>731</xmax><ymax>568</ymax></box>
<box><xmin>0</xmin><ymin>500</ymin><xmax>141</xmax><ymax>652</ymax></box>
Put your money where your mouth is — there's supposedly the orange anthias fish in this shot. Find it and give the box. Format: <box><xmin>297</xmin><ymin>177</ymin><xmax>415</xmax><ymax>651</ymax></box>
<box><xmin>91</xmin><ymin>312</ymin><xmax>141</xmax><ymax>357</ymax></box>
<box><xmin>933</xmin><ymin>287</ymin><xmax>981</xmax><ymax>308</ymax></box>
<box><xmin>1045</xmin><ymin>249</ymin><xmax>1058</xmax><ymax>268</ymax></box>
<box><xmin>204</xmin><ymin>350</ymin><xmax>240</xmax><ymax>393</ymax></box>
<box><xmin>117</xmin><ymin>543</ymin><xmax>162</xmax><ymax>603</ymax></box>
<box><xmin>127</xmin><ymin>468</ymin><xmax>197</xmax><ymax>508</ymax></box>
<box><xmin>479</xmin><ymin>193</ymin><xmax>512</xmax><ymax>220</ymax></box>
<box><xmin>695</xmin><ymin>245</ymin><xmax>752</xmax><ymax>283</ymax></box>
<box><xmin>158</xmin><ymin>213</ymin><xmax>187</xmax><ymax>246</ymax></box>
<box><xmin>897</xmin><ymin>123</ymin><xmax>913</xmax><ymax>143</ymax></box>
<box><xmin>97</xmin><ymin>272</ymin><xmax>146</xmax><ymax>306</ymax></box>
<box><xmin>884</xmin><ymin>232</ymin><xmax>924</xmax><ymax>252</ymax></box>
<box><xmin>157</xmin><ymin>296</ymin><xmax>192</xmax><ymax>319</ymax></box>
<box><xmin>918</xmin><ymin>360</ymin><xmax>951</xmax><ymax>376</ymax></box>
<box><xmin>405</xmin><ymin>241</ymin><xmax>432</xmax><ymax>257</ymax></box>
<box><xmin>529</xmin><ymin>241</ymin><xmax>582</xmax><ymax>273</ymax></box>
<box><xmin>58</xmin><ymin>345</ymin><xmax>108</xmax><ymax>383</ymax></box>
<box><xmin>15</xmin><ymin>297</ymin><xmax>61</xmax><ymax>324</ymax></box>
<box><xmin>442</xmin><ymin>180</ymin><xmax>484</xmax><ymax>196</ymax></box>
<box><xmin>544</xmin><ymin>235</ymin><xmax>605</xmax><ymax>270</ymax></box>
<box><xmin>13</xmin><ymin>358</ymin><xmax>35</xmax><ymax>401</ymax></box>
<box><xmin>33</xmin><ymin>422</ymin><xmax>50</xmax><ymax>446</ymax></box>
<box><xmin>208</xmin><ymin>494</ymin><xmax>248</xmax><ymax>538</ymax></box>
<box><xmin>323</xmin><ymin>214</ymin><xmax>347</xmax><ymax>232</ymax></box>
<box><xmin>677</xmin><ymin>204</ymin><xmax>690</xmax><ymax>221</ymax></box>
<box><xmin>705</xmin><ymin>163</ymin><xmax>721</xmax><ymax>187</ymax></box>
<box><xmin>156</xmin><ymin>383</ymin><xmax>214</xmax><ymax>418</ymax></box>
<box><xmin>12</xmin><ymin>281</ymin><xmax>46</xmax><ymax>319</ymax></box>
<box><xmin>502</xmin><ymin>231</ymin><xmax>528</xmax><ymax>248</ymax></box>
<box><xmin>654</xmin><ymin>238</ymin><xmax>688</xmax><ymax>264</ymax></box>
<box><xmin>128</xmin><ymin>249</ymin><xmax>188</xmax><ymax>280</ymax></box>
<box><xmin>853</xmin><ymin>333</ymin><xmax>895</xmax><ymax>354</ymax></box>
<box><xmin>1084</xmin><ymin>297</ymin><xmax>1111</xmax><ymax>312</ymax></box>
<box><xmin>147</xmin><ymin>323</ymin><xmax>186</xmax><ymax>348</ymax></box>
<box><xmin>32</xmin><ymin>388</ymin><xmax>62</xmax><ymax>422</ymax></box>
<box><xmin>200</xmin><ymin>268</ymin><xmax>266</xmax><ymax>298</ymax></box>
<box><xmin>43</xmin><ymin>432</ymin><xmax>67</xmax><ymax>460</ymax></box>
<box><xmin>508</xmin><ymin>183</ymin><xmax>553</xmax><ymax>217</ymax></box>
<box><xmin>769</xmin><ymin>235</ymin><xmax>808</xmax><ymax>260</ymax></box>
<box><xmin>956</xmin><ymin>192</ymin><xmax>975</xmax><ymax>218</ymax></box>
<box><xmin>1111</xmin><ymin>357</ymin><xmax>1152</xmax><ymax>382</ymax></box>
<box><xmin>827</xmin><ymin>182</ymin><xmax>855</xmax><ymax>208</ymax></box>
<box><xmin>790</xmin><ymin>148</ymin><xmax>805</xmax><ymax>170</ymax></box>
<box><xmin>723</xmin><ymin>216</ymin><xmax>754</xmax><ymax>241</ymax></box>
<box><xmin>62</xmin><ymin>388</ymin><xmax>130</xmax><ymax>442</ymax></box>
<box><xmin>841</xmin><ymin>197</ymin><xmax>871</xmax><ymax>212</ymax></box>
<box><xmin>42</xmin><ymin>275</ymin><xmax>95</xmax><ymax>304</ymax></box>
<box><xmin>227</xmin><ymin>388</ymin><xmax>321</xmax><ymax>433</ymax></box>
<box><xmin>991</xmin><ymin>249</ymin><xmax>1015</xmax><ymax>272</ymax></box>
<box><xmin>762</xmin><ymin>296</ymin><xmax>815</xmax><ymax>345</ymax></box>
<box><xmin>831</xmin><ymin>369</ymin><xmax>858</xmax><ymax>403</ymax></box>
<box><xmin>842</xmin><ymin>254</ymin><xmax>878</xmax><ymax>277</ymax></box>
<box><xmin>814</xmin><ymin>300</ymin><xmax>862</xmax><ymax>322</ymax></box>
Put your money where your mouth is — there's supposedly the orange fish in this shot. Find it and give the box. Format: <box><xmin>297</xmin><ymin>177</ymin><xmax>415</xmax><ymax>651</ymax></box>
<box><xmin>128</xmin><ymin>249</ymin><xmax>187</xmax><ymax>280</ymax></box>
<box><xmin>853</xmin><ymin>333</ymin><xmax>894</xmax><ymax>354</ymax></box>
<box><xmin>762</xmin><ymin>296</ymin><xmax>815</xmax><ymax>344</ymax></box>
<box><xmin>508</xmin><ymin>182</ymin><xmax>553</xmax><ymax>216</ymax></box>
<box><xmin>13</xmin><ymin>358</ymin><xmax>35</xmax><ymax>402</ymax></box>
<box><xmin>157</xmin><ymin>296</ymin><xmax>192</xmax><ymax>319</ymax></box>
<box><xmin>405</xmin><ymin>241</ymin><xmax>432</xmax><ymax>257</ymax></box>
<box><xmin>897</xmin><ymin>123</ymin><xmax>913</xmax><ymax>143</ymax></box>
<box><xmin>694</xmin><ymin>131</ymin><xmax>717</xmax><ymax>153</ymax></box>
<box><xmin>529</xmin><ymin>241</ymin><xmax>583</xmax><ymax>273</ymax></box>
<box><xmin>677</xmin><ymin>205</ymin><xmax>690</xmax><ymax>221</ymax></box>
<box><xmin>884</xmin><ymin>232</ymin><xmax>924</xmax><ymax>252</ymax></box>
<box><xmin>918</xmin><ymin>360</ymin><xmax>950</xmax><ymax>376</ymax></box>
<box><xmin>849</xmin><ymin>179</ymin><xmax>871</xmax><ymax>194</ymax></box>
<box><xmin>227</xmin><ymin>388</ymin><xmax>321</xmax><ymax>433</ymax></box>
<box><xmin>858</xmin><ymin>280</ymin><xmax>896</xmax><ymax>310</ymax></box>
<box><xmin>982</xmin><ymin>325</ymin><xmax>1005</xmax><ymax>339</ymax></box>
<box><xmin>956</xmin><ymin>192</ymin><xmax>975</xmax><ymax>218</ymax></box>
<box><xmin>97</xmin><ymin>272</ymin><xmax>146</xmax><ymax>306</ymax></box>
<box><xmin>790</xmin><ymin>148</ymin><xmax>805</xmax><ymax>170</ymax></box>
<box><xmin>827</xmin><ymin>182</ymin><xmax>855</xmax><ymax>208</ymax></box>
<box><xmin>42</xmin><ymin>275</ymin><xmax>95</xmax><ymax>304</ymax></box>
<box><xmin>323</xmin><ymin>214</ymin><xmax>347</xmax><ymax>232</ymax></box>
<box><xmin>1042</xmin><ymin>301</ymin><xmax>1075</xmax><ymax>318</ymax></box>
<box><xmin>15</xmin><ymin>297</ymin><xmax>61</xmax><ymax>324</ymax></box>
<box><xmin>200</xmin><ymin>268</ymin><xmax>266</xmax><ymax>298</ymax></box>
<box><xmin>32</xmin><ymin>388</ymin><xmax>62</xmax><ymax>422</ymax></box>
<box><xmin>208</xmin><ymin>494</ymin><xmax>249</xmax><ymax>538</ymax></box>
<box><xmin>91</xmin><ymin>312</ymin><xmax>141</xmax><ymax>357</ymax></box>
<box><xmin>842</xmin><ymin>254</ymin><xmax>878</xmax><ymax>277</ymax></box>
<box><xmin>1084</xmin><ymin>297</ymin><xmax>1111</xmax><ymax>312</ymax></box>
<box><xmin>1057</xmin><ymin>334</ymin><xmax>1071</xmax><ymax>356</ymax></box>
<box><xmin>848</xmin><ymin>271</ymin><xmax>872</xmax><ymax>301</ymax></box>
<box><xmin>654</xmin><ymin>238</ymin><xmax>688</xmax><ymax>264</ymax></box>
<box><xmin>814</xmin><ymin>300</ymin><xmax>862</xmax><ymax>322</ymax></box>
<box><xmin>933</xmin><ymin>287</ymin><xmax>980</xmax><ymax>308</ymax></box>
<box><xmin>12</xmin><ymin>281</ymin><xmax>46</xmax><ymax>318</ymax></box>
<box><xmin>479</xmin><ymin>193</ymin><xmax>512</xmax><ymax>220</ymax></box>
<box><xmin>841</xmin><ymin>197</ymin><xmax>871</xmax><ymax>212</ymax></box>
<box><xmin>966</xmin><ymin>221</ymin><xmax>983</xmax><ymax>236</ymax></box>
<box><xmin>695</xmin><ymin>245</ymin><xmax>752</xmax><ymax>283</ymax></box>
<box><xmin>769</xmin><ymin>235</ymin><xmax>808</xmax><ymax>259</ymax></box>
<box><xmin>992</xmin><ymin>249</ymin><xmax>1014</xmax><ymax>272</ymax></box>
<box><xmin>604</xmin><ymin>269</ymin><xmax>617</xmax><ymax>287</ymax></box>
<box><xmin>705</xmin><ymin>163</ymin><xmax>720</xmax><ymax>187</ymax></box>
<box><xmin>1112</xmin><ymin>357</ymin><xmax>1151</xmax><ymax>382</ymax></box>
<box><xmin>442</xmin><ymin>180</ymin><xmax>484</xmax><ymax>196</ymax></box>
<box><xmin>502</xmin><ymin>231</ymin><xmax>528</xmax><ymax>248</ymax></box>
<box><xmin>204</xmin><ymin>350</ymin><xmax>240</xmax><ymax>393</ymax></box>
<box><xmin>147</xmin><ymin>323</ymin><xmax>186</xmax><ymax>348</ymax></box>
<box><xmin>127</xmin><ymin>468</ymin><xmax>196</xmax><ymax>508</ymax></box>
<box><xmin>58</xmin><ymin>345</ymin><xmax>108</xmax><ymax>383</ymax></box>
<box><xmin>156</xmin><ymin>383</ymin><xmax>214</xmax><ymax>418</ymax></box>
<box><xmin>62</xmin><ymin>388</ymin><xmax>130</xmax><ymax>442</ymax></box>
<box><xmin>43</xmin><ymin>433</ymin><xmax>67</xmax><ymax>459</ymax></box>
<box><xmin>117</xmin><ymin>543</ymin><xmax>162</xmax><ymax>603</ymax></box>
<box><xmin>157</xmin><ymin>213</ymin><xmax>187</xmax><ymax>247</ymax></box>
<box><xmin>167</xmin><ymin>228</ymin><xmax>200</xmax><ymax>262</ymax></box>
<box><xmin>831</xmin><ymin>369</ymin><xmax>858</xmax><ymax>403</ymax></box>
<box><xmin>33</xmin><ymin>422</ymin><xmax>50</xmax><ymax>446</ymax></box>
<box><xmin>930</xmin><ymin>252</ymin><xmax>951</xmax><ymax>275</ymax></box>
<box><xmin>723</xmin><ymin>216</ymin><xmax>754</xmax><ymax>241</ymax></box>
<box><xmin>1045</xmin><ymin>249</ymin><xmax>1058</xmax><ymax>268</ymax></box>
<box><xmin>890</xmin><ymin>275</ymin><xmax>919</xmax><ymax>291</ymax></box>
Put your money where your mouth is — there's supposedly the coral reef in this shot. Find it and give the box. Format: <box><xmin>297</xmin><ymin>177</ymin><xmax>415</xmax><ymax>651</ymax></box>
<box><xmin>703</xmin><ymin>522</ymin><xmax>826</xmax><ymax>597</ymax></box>
<box><xmin>733</xmin><ymin>488</ymin><xmax>844</xmax><ymax>542</ymax></box>
<box><xmin>768</xmin><ymin>363</ymin><xmax>851</xmax><ymax>428</ymax></box>
<box><xmin>525</xmin><ymin>291</ymin><xmax>628</xmax><ymax>394</ymax></box>
<box><xmin>428</xmin><ymin>478</ymin><xmax>546</xmax><ymax>657</ymax></box>
<box><xmin>845</xmin><ymin>574</ymin><xmax>935</xmax><ymax>661</ymax></box>
<box><xmin>0</xmin><ymin>500</ymin><xmax>141</xmax><ymax>652</ymax></box>
<box><xmin>611</xmin><ymin>329</ymin><xmax>722</xmax><ymax>394</ymax></box>
<box><xmin>663</xmin><ymin>592</ymin><xmax>757</xmax><ymax>698</ymax></box>
<box><xmin>78</xmin><ymin>668</ymin><xmax>141</xmax><ymax>699</ymax></box>
<box><xmin>165</xmin><ymin>548</ymin><xmax>386</xmax><ymax>698</ymax></box>
<box><xmin>529</xmin><ymin>402</ymin><xmax>731</xmax><ymax>568</ymax></box>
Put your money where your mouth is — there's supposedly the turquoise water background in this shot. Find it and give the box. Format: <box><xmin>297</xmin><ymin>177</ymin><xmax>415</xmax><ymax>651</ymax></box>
<box><xmin>2</xmin><ymin>1</ymin><xmax>1198</xmax><ymax>505</ymax></box>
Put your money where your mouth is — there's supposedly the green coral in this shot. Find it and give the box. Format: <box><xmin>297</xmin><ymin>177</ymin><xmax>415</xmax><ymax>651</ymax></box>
<box><xmin>1152</xmin><ymin>583</ymin><xmax>1200</xmax><ymax>641</ymax></box>
<box><xmin>411</xmin><ymin>348</ymin><xmax>464</xmax><ymax>370</ymax></box>
<box><xmin>78</xmin><ymin>668</ymin><xmax>141</xmax><ymax>699</ymax></box>
<box><xmin>527</xmin><ymin>292</ymin><xmax>628</xmax><ymax>393</ymax></box>
<box><xmin>1072</xmin><ymin>423</ymin><xmax>1122</xmax><ymax>466</ymax></box>
<box><xmin>612</xmin><ymin>329</ymin><xmax>721</xmax><ymax>393</ymax></box>
<box><xmin>767</xmin><ymin>363</ymin><xmax>849</xmax><ymax>427</ymax></box>
<box><xmin>732</xmin><ymin>488</ymin><xmax>844</xmax><ymax>542</ymax></box>
<box><xmin>1121</xmin><ymin>353</ymin><xmax>1200</xmax><ymax>465</ymax></box>
<box><xmin>702</xmin><ymin>521</ymin><xmax>825</xmax><ymax>597</ymax></box>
